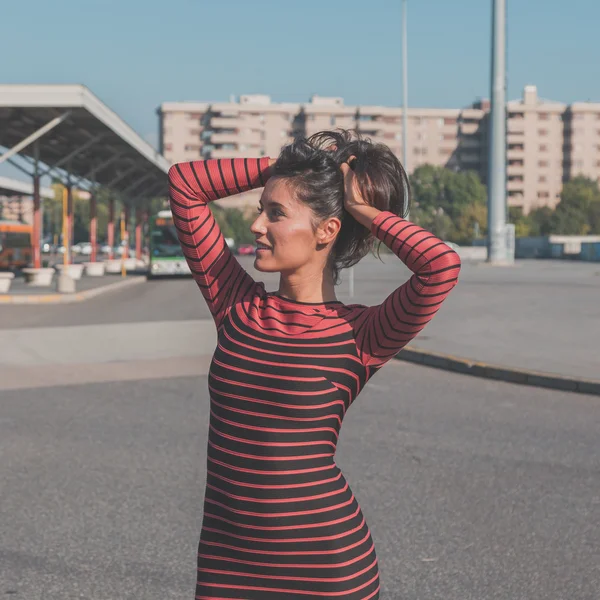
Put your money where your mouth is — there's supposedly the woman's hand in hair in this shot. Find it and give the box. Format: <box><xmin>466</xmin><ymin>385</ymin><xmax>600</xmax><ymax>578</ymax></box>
<box><xmin>341</xmin><ymin>158</ymin><xmax>381</xmax><ymax>228</ymax></box>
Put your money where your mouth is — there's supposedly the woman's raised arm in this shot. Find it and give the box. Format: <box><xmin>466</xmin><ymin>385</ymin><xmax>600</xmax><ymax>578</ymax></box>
<box><xmin>168</xmin><ymin>157</ymin><xmax>271</xmax><ymax>328</ymax></box>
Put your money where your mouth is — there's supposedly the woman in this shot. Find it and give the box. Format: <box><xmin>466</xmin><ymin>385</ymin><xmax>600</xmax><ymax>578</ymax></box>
<box><xmin>168</xmin><ymin>130</ymin><xmax>461</xmax><ymax>599</ymax></box>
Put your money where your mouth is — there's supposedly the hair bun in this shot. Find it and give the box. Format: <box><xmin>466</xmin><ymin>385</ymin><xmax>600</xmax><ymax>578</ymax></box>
<box><xmin>272</xmin><ymin>129</ymin><xmax>410</xmax><ymax>283</ymax></box>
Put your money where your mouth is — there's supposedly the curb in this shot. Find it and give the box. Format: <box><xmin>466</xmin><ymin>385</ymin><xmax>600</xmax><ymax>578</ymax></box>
<box><xmin>395</xmin><ymin>346</ymin><xmax>600</xmax><ymax>396</ymax></box>
<box><xmin>0</xmin><ymin>276</ymin><xmax>146</xmax><ymax>305</ymax></box>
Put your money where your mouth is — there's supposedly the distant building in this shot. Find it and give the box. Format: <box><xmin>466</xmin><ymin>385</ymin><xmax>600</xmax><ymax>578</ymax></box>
<box><xmin>158</xmin><ymin>86</ymin><xmax>600</xmax><ymax>215</ymax></box>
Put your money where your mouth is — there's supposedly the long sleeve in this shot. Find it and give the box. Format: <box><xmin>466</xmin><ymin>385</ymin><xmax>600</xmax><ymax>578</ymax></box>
<box><xmin>168</xmin><ymin>157</ymin><xmax>271</xmax><ymax>329</ymax></box>
<box><xmin>353</xmin><ymin>211</ymin><xmax>462</xmax><ymax>368</ymax></box>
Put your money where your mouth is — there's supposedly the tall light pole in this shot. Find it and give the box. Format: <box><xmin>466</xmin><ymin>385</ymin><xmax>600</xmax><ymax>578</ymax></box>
<box><xmin>402</xmin><ymin>0</ymin><xmax>409</xmax><ymax>184</ymax></box>
<box><xmin>487</xmin><ymin>0</ymin><xmax>508</xmax><ymax>263</ymax></box>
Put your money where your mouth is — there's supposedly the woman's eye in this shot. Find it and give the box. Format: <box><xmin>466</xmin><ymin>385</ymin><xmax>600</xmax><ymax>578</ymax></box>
<box><xmin>257</xmin><ymin>205</ymin><xmax>263</xmax><ymax>214</ymax></box>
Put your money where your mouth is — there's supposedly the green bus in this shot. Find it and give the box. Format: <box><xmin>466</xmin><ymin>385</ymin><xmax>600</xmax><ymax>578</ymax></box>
<box><xmin>148</xmin><ymin>210</ymin><xmax>191</xmax><ymax>277</ymax></box>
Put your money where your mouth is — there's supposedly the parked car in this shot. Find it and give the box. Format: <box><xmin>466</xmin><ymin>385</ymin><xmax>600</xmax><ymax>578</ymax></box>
<box><xmin>237</xmin><ymin>244</ymin><xmax>256</xmax><ymax>256</ymax></box>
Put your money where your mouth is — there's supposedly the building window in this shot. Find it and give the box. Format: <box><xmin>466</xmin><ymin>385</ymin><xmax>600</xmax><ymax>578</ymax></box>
<box><xmin>444</xmin><ymin>118</ymin><xmax>457</xmax><ymax>126</ymax></box>
<box><xmin>539</xmin><ymin>144</ymin><xmax>547</xmax><ymax>152</ymax></box>
<box><xmin>538</xmin><ymin>160</ymin><xmax>549</xmax><ymax>167</ymax></box>
<box><xmin>538</xmin><ymin>191</ymin><xmax>550</xmax><ymax>198</ymax></box>
<box><xmin>538</xmin><ymin>113</ymin><xmax>549</xmax><ymax>121</ymax></box>
<box><xmin>539</xmin><ymin>176</ymin><xmax>547</xmax><ymax>183</ymax></box>
<box><xmin>538</xmin><ymin>129</ymin><xmax>548</xmax><ymax>136</ymax></box>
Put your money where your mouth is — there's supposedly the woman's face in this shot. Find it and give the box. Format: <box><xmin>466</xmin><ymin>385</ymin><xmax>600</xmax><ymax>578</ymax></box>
<box><xmin>249</xmin><ymin>177</ymin><xmax>338</xmax><ymax>274</ymax></box>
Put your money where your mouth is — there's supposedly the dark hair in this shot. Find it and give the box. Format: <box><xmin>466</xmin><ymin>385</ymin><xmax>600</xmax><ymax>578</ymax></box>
<box><xmin>271</xmin><ymin>129</ymin><xmax>410</xmax><ymax>284</ymax></box>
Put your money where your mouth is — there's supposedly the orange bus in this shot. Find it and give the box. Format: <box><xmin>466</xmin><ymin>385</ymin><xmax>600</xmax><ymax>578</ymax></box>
<box><xmin>0</xmin><ymin>220</ymin><xmax>33</xmax><ymax>270</ymax></box>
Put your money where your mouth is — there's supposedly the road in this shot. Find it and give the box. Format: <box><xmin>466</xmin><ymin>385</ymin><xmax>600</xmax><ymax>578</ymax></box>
<box><xmin>1</xmin><ymin>257</ymin><xmax>598</xmax><ymax>380</ymax></box>
<box><xmin>1</xmin><ymin>257</ymin><xmax>599</xmax><ymax>599</ymax></box>
<box><xmin>1</xmin><ymin>360</ymin><xmax>599</xmax><ymax>599</ymax></box>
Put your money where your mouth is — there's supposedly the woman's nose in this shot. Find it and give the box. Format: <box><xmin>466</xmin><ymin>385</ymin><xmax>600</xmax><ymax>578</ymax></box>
<box><xmin>250</xmin><ymin>213</ymin><xmax>266</xmax><ymax>235</ymax></box>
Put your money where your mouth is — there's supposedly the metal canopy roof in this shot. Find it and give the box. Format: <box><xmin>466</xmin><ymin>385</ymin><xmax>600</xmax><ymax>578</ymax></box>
<box><xmin>0</xmin><ymin>84</ymin><xmax>169</xmax><ymax>203</ymax></box>
<box><xmin>0</xmin><ymin>175</ymin><xmax>54</xmax><ymax>199</ymax></box>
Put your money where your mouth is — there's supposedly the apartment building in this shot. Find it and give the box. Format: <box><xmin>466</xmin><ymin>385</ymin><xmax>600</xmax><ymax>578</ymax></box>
<box><xmin>159</xmin><ymin>86</ymin><xmax>600</xmax><ymax>214</ymax></box>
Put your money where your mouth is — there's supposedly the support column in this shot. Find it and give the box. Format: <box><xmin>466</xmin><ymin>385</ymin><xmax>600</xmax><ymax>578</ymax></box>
<box><xmin>63</xmin><ymin>182</ymin><xmax>73</xmax><ymax>265</ymax></box>
<box><xmin>67</xmin><ymin>185</ymin><xmax>74</xmax><ymax>259</ymax></box>
<box><xmin>107</xmin><ymin>196</ymin><xmax>115</xmax><ymax>259</ymax></box>
<box><xmin>122</xmin><ymin>207</ymin><xmax>129</xmax><ymax>260</ymax></box>
<box><xmin>143</xmin><ymin>208</ymin><xmax>150</xmax><ymax>258</ymax></box>
<box><xmin>32</xmin><ymin>142</ymin><xmax>42</xmax><ymax>268</ymax></box>
<box><xmin>32</xmin><ymin>178</ymin><xmax>42</xmax><ymax>269</ymax></box>
<box><xmin>135</xmin><ymin>207</ymin><xmax>142</xmax><ymax>261</ymax></box>
<box><xmin>90</xmin><ymin>191</ymin><xmax>97</xmax><ymax>262</ymax></box>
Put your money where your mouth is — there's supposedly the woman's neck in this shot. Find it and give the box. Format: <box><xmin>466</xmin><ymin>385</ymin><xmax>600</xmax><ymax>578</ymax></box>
<box><xmin>277</xmin><ymin>270</ymin><xmax>337</xmax><ymax>304</ymax></box>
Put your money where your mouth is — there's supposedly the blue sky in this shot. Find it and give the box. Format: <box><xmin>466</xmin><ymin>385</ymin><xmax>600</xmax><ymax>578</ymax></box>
<box><xmin>3</xmin><ymin>0</ymin><xmax>599</xmax><ymax>148</ymax></box>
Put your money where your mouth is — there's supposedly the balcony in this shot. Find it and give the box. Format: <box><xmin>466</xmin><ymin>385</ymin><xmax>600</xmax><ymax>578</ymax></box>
<box><xmin>362</xmin><ymin>120</ymin><xmax>400</xmax><ymax>134</ymax></box>
<box><xmin>210</xmin><ymin>132</ymin><xmax>240</xmax><ymax>145</ymax></box>
<box><xmin>209</xmin><ymin>147</ymin><xmax>252</xmax><ymax>159</ymax></box>
<box><xmin>460</xmin><ymin>122</ymin><xmax>480</xmax><ymax>135</ymax></box>
<box><xmin>507</xmin><ymin>120</ymin><xmax>525</xmax><ymax>134</ymax></box>
<box><xmin>507</xmin><ymin>132</ymin><xmax>526</xmax><ymax>146</ymax></box>
<box><xmin>211</xmin><ymin>116</ymin><xmax>263</xmax><ymax>130</ymax></box>
<box><xmin>507</xmin><ymin>161</ymin><xmax>525</xmax><ymax>174</ymax></box>
<box><xmin>507</xmin><ymin>145</ymin><xmax>525</xmax><ymax>159</ymax></box>
<box><xmin>507</xmin><ymin>178</ymin><xmax>525</xmax><ymax>192</ymax></box>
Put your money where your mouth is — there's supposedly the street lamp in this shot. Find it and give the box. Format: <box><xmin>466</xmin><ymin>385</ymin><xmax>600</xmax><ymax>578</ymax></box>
<box><xmin>402</xmin><ymin>0</ymin><xmax>409</xmax><ymax>175</ymax></box>
<box><xmin>402</xmin><ymin>0</ymin><xmax>410</xmax><ymax>221</ymax></box>
<box><xmin>487</xmin><ymin>0</ymin><xmax>509</xmax><ymax>263</ymax></box>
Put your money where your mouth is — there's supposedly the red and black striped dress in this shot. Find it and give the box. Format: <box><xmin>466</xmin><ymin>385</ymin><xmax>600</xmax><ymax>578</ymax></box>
<box><xmin>168</xmin><ymin>158</ymin><xmax>461</xmax><ymax>599</ymax></box>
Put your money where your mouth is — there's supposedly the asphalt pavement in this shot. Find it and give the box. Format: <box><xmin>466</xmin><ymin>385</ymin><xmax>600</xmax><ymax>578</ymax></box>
<box><xmin>1</xmin><ymin>256</ymin><xmax>599</xmax><ymax>599</ymax></box>
<box><xmin>0</xmin><ymin>257</ymin><xmax>597</xmax><ymax>381</ymax></box>
<box><xmin>2</xmin><ymin>362</ymin><xmax>599</xmax><ymax>600</ymax></box>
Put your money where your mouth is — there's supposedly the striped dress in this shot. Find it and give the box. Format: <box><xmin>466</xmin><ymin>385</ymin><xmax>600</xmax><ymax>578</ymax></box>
<box><xmin>168</xmin><ymin>158</ymin><xmax>461</xmax><ymax>599</ymax></box>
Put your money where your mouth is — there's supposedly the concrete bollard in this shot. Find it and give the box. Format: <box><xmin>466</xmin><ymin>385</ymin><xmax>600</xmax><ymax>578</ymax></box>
<box><xmin>84</xmin><ymin>262</ymin><xmax>106</xmax><ymax>277</ymax></box>
<box><xmin>0</xmin><ymin>272</ymin><xmax>15</xmax><ymax>293</ymax></box>
<box><xmin>55</xmin><ymin>263</ymin><xmax>84</xmax><ymax>281</ymax></box>
<box><xmin>56</xmin><ymin>272</ymin><xmax>76</xmax><ymax>294</ymax></box>
<box><xmin>22</xmin><ymin>268</ymin><xmax>55</xmax><ymax>287</ymax></box>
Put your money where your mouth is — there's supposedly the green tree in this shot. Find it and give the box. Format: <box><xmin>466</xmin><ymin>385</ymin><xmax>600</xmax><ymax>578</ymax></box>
<box><xmin>211</xmin><ymin>206</ymin><xmax>255</xmax><ymax>245</ymax></box>
<box><xmin>551</xmin><ymin>177</ymin><xmax>600</xmax><ymax>235</ymax></box>
<box><xmin>409</xmin><ymin>165</ymin><xmax>488</xmax><ymax>244</ymax></box>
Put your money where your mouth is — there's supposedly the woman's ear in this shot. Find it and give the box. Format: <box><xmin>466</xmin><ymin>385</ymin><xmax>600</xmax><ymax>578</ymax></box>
<box><xmin>317</xmin><ymin>217</ymin><xmax>342</xmax><ymax>246</ymax></box>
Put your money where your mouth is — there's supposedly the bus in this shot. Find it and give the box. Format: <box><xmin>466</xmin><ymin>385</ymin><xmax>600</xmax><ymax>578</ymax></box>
<box><xmin>148</xmin><ymin>210</ymin><xmax>191</xmax><ymax>277</ymax></box>
<box><xmin>0</xmin><ymin>220</ymin><xmax>32</xmax><ymax>270</ymax></box>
